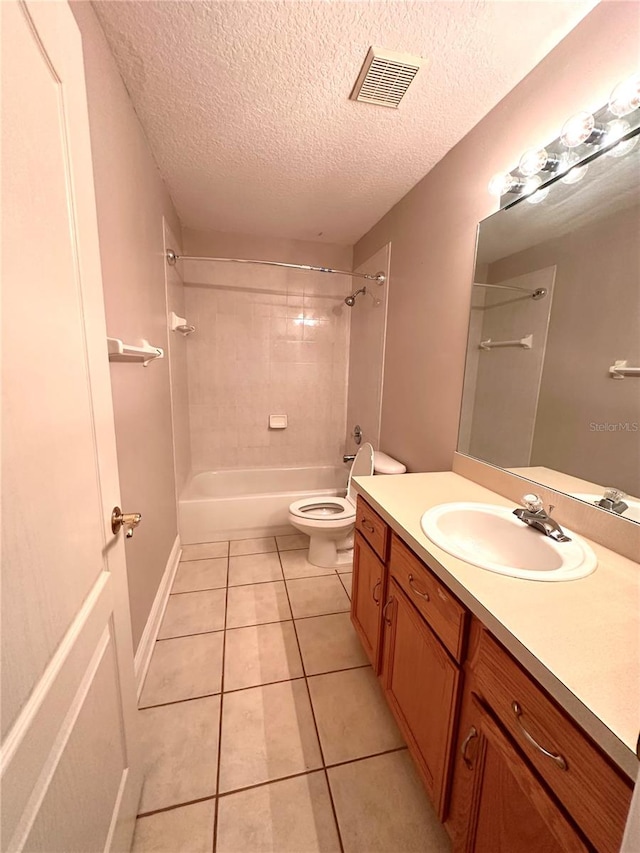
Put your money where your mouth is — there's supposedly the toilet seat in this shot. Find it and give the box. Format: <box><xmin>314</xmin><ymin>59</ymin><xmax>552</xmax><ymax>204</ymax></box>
<box><xmin>289</xmin><ymin>496</ymin><xmax>355</xmax><ymax>521</ymax></box>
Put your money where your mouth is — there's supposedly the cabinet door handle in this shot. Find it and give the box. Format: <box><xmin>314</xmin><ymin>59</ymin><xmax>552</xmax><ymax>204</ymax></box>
<box><xmin>361</xmin><ymin>519</ymin><xmax>375</xmax><ymax>534</ymax></box>
<box><xmin>511</xmin><ymin>701</ymin><xmax>568</xmax><ymax>771</ymax></box>
<box><xmin>460</xmin><ymin>726</ymin><xmax>478</xmax><ymax>770</ymax></box>
<box><xmin>372</xmin><ymin>579</ymin><xmax>381</xmax><ymax>605</ymax></box>
<box><xmin>408</xmin><ymin>573</ymin><xmax>430</xmax><ymax>601</ymax></box>
<box><xmin>383</xmin><ymin>597</ymin><xmax>395</xmax><ymax>626</ymax></box>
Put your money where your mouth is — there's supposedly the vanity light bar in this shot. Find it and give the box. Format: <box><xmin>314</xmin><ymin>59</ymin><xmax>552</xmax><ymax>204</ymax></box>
<box><xmin>488</xmin><ymin>73</ymin><xmax>640</xmax><ymax>207</ymax></box>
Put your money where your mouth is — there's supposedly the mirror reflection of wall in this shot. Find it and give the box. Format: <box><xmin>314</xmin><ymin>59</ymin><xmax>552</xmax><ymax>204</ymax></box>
<box><xmin>459</xmin><ymin>132</ymin><xmax>640</xmax><ymax>521</ymax></box>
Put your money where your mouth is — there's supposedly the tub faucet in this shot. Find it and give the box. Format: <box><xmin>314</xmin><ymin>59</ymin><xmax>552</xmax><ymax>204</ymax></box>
<box><xmin>594</xmin><ymin>488</ymin><xmax>628</xmax><ymax>515</ymax></box>
<box><xmin>513</xmin><ymin>494</ymin><xmax>571</xmax><ymax>543</ymax></box>
<box><xmin>343</xmin><ymin>454</ymin><xmax>356</xmax><ymax>463</ymax></box>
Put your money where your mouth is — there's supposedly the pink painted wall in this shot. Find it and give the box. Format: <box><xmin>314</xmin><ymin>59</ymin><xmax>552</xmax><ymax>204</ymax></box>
<box><xmin>71</xmin><ymin>2</ymin><xmax>184</xmax><ymax>651</ymax></box>
<box><xmin>353</xmin><ymin>1</ymin><xmax>640</xmax><ymax>474</ymax></box>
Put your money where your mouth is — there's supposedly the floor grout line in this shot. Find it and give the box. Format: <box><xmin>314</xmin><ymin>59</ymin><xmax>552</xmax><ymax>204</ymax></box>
<box><xmin>277</xmin><ymin>549</ymin><xmax>346</xmax><ymax>853</ymax></box>
<box><xmin>137</xmin><ymin>793</ymin><xmax>217</xmax><ymax>820</ymax></box>
<box><xmin>137</xmin><ymin>539</ymin><xmax>373</xmax><ymax>848</ymax></box>
<box><xmin>211</xmin><ymin>566</ymin><xmax>231</xmax><ymax>853</ymax></box>
<box><xmin>139</xmin><ymin>691</ymin><xmax>222</xmax><ymax>711</ymax></box>
<box><xmin>135</xmin><ymin>746</ymin><xmax>411</xmax><ymax>820</ymax></box>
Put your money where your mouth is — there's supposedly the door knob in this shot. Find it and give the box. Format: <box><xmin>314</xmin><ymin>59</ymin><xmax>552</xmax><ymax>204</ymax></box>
<box><xmin>111</xmin><ymin>506</ymin><xmax>142</xmax><ymax>538</ymax></box>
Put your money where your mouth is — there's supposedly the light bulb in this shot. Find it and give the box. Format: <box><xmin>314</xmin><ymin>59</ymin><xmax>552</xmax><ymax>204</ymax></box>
<box><xmin>518</xmin><ymin>147</ymin><xmax>559</xmax><ymax>177</ymax></box>
<box><xmin>526</xmin><ymin>186</ymin><xmax>549</xmax><ymax>205</ymax></box>
<box><xmin>607</xmin><ymin>133</ymin><xmax>639</xmax><ymax>159</ymax></box>
<box><xmin>609</xmin><ymin>75</ymin><xmax>640</xmax><ymax>117</ymax></box>
<box><xmin>488</xmin><ymin>172</ymin><xmax>519</xmax><ymax>196</ymax></box>
<box><xmin>561</xmin><ymin>163</ymin><xmax>588</xmax><ymax>185</ymax></box>
<box><xmin>521</xmin><ymin>175</ymin><xmax>542</xmax><ymax>197</ymax></box>
<box><xmin>560</xmin><ymin>111</ymin><xmax>599</xmax><ymax>148</ymax></box>
<box><xmin>603</xmin><ymin>119</ymin><xmax>630</xmax><ymax>146</ymax></box>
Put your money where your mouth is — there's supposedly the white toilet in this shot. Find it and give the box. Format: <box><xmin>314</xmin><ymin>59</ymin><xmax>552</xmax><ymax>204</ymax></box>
<box><xmin>288</xmin><ymin>443</ymin><xmax>406</xmax><ymax>568</ymax></box>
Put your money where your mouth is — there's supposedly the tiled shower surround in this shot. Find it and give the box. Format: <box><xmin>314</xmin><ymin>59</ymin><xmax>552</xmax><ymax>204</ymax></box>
<box><xmin>185</xmin><ymin>281</ymin><xmax>351</xmax><ymax>470</ymax></box>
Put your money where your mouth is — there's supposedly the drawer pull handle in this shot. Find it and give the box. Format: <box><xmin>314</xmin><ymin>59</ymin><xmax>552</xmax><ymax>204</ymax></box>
<box><xmin>408</xmin><ymin>573</ymin><xmax>430</xmax><ymax>601</ymax></box>
<box><xmin>460</xmin><ymin>726</ymin><xmax>478</xmax><ymax>769</ymax></box>
<box><xmin>372</xmin><ymin>579</ymin><xmax>381</xmax><ymax>605</ymax></box>
<box><xmin>512</xmin><ymin>701</ymin><xmax>568</xmax><ymax>771</ymax></box>
<box><xmin>383</xmin><ymin>597</ymin><xmax>395</xmax><ymax>626</ymax></box>
<box><xmin>361</xmin><ymin>519</ymin><xmax>375</xmax><ymax>534</ymax></box>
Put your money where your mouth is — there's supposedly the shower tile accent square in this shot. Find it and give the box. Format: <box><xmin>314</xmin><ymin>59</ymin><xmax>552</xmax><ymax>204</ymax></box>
<box><xmin>131</xmin><ymin>800</ymin><xmax>216</xmax><ymax>853</ymax></box>
<box><xmin>139</xmin><ymin>632</ymin><xmax>224</xmax><ymax>708</ymax></box>
<box><xmin>172</xmin><ymin>557</ymin><xmax>228</xmax><ymax>593</ymax></box>
<box><xmin>295</xmin><ymin>613</ymin><xmax>368</xmax><ymax>676</ymax></box>
<box><xmin>307</xmin><ymin>667</ymin><xmax>405</xmax><ymax>765</ymax></box>
<box><xmin>218</xmin><ymin>679</ymin><xmax>322</xmax><ymax>793</ymax></box>
<box><xmin>279</xmin><ymin>548</ymin><xmax>335</xmax><ymax>579</ymax></box>
<box><xmin>328</xmin><ymin>751</ymin><xmax>451</xmax><ymax>853</ymax></box>
<box><xmin>286</xmin><ymin>575</ymin><xmax>350</xmax><ymax>619</ymax></box>
<box><xmin>226</xmin><ymin>581</ymin><xmax>292</xmax><ymax>628</ymax></box>
<box><xmin>138</xmin><ymin>695</ymin><xmax>220</xmax><ymax>814</ymax></box>
<box><xmin>229</xmin><ymin>536</ymin><xmax>277</xmax><ymax>557</ymax></box>
<box><xmin>228</xmin><ymin>552</ymin><xmax>283</xmax><ymax>586</ymax></box>
<box><xmin>224</xmin><ymin>621</ymin><xmax>303</xmax><ymax>691</ymax></box>
<box><xmin>181</xmin><ymin>541</ymin><xmax>229</xmax><ymax>561</ymax></box>
<box><xmin>157</xmin><ymin>589</ymin><xmax>226</xmax><ymax>639</ymax></box>
<box><xmin>216</xmin><ymin>772</ymin><xmax>341</xmax><ymax>853</ymax></box>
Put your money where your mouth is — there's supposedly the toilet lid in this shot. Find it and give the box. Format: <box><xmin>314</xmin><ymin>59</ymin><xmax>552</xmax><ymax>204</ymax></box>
<box><xmin>347</xmin><ymin>442</ymin><xmax>375</xmax><ymax>503</ymax></box>
<box><xmin>289</xmin><ymin>497</ymin><xmax>355</xmax><ymax>521</ymax></box>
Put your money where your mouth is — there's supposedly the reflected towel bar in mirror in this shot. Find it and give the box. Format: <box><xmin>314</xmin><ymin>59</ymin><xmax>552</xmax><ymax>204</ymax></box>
<box><xmin>480</xmin><ymin>334</ymin><xmax>533</xmax><ymax>351</ymax></box>
<box><xmin>609</xmin><ymin>360</ymin><xmax>640</xmax><ymax>379</ymax></box>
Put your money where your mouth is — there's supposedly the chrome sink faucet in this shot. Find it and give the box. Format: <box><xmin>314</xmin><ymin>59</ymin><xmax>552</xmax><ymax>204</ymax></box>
<box><xmin>594</xmin><ymin>488</ymin><xmax>628</xmax><ymax>515</ymax></box>
<box><xmin>513</xmin><ymin>494</ymin><xmax>571</xmax><ymax>543</ymax></box>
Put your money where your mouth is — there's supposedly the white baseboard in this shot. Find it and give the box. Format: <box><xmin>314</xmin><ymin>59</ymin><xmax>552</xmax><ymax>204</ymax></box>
<box><xmin>134</xmin><ymin>535</ymin><xmax>181</xmax><ymax>701</ymax></box>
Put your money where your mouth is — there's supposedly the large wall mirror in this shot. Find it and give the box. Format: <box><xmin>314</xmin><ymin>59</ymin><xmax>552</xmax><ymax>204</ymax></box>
<box><xmin>459</xmin><ymin>127</ymin><xmax>640</xmax><ymax>524</ymax></box>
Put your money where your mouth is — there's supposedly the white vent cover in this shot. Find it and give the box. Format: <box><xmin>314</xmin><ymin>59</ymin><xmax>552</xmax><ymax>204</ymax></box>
<box><xmin>350</xmin><ymin>46</ymin><xmax>425</xmax><ymax>109</ymax></box>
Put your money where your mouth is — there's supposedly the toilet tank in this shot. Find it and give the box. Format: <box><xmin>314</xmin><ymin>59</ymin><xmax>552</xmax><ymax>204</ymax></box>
<box><xmin>373</xmin><ymin>451</ymin><xmax>406</xmax><ymax>474</ymax></box>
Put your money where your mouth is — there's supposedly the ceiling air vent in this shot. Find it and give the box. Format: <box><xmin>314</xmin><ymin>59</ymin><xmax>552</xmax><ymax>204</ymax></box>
<box><xmin>350</xmin><ymin>46</ymin><xmax>425</xmax><ymax>109</ymax></box>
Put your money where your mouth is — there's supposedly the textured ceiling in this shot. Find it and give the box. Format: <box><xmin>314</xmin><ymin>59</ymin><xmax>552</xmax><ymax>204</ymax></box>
<box><xmin>92</xmin><ymin>0</ymin><xmax>598</xmax><ymax>245</ymax></box>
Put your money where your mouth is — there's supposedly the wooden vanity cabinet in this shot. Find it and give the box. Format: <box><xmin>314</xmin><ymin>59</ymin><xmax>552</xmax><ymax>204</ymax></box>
<box><xmin>381</xmin><ymin>577</ymin><xmax>461</xmax><ymax>819</ymax></box>
<box><xmin>351</xmin><ymin>532</ymin><xmax>385</xmax><ymax>671</ymax></box>
<box><xmin>447</xmin><ymin>622</ymin><xmax>633</xmax><ymax>853</ymax></box>
<box><xmin>447</xmin><ymin>685</ymin><xmax>590</xmax><ymax>853</ymax></box>
<box><xmin>351</xmin><ymin>496</ymin><xmax>634</xmax><ymax>851</ymax></box>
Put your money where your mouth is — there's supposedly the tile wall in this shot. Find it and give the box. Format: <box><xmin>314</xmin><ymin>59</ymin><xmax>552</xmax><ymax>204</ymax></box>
<box><xmin>182</xmin><ymin>230</ymin><xmax>353</xmax><ymax>471</ymax></box>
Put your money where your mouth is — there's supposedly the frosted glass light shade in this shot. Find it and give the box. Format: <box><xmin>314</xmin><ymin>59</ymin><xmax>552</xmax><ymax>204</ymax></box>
<box><xmin>560</xmin><ymin>111</ymin><xmax>596</xmax><ymax>148</ymax></box>
<box><xmin>519</xmin><ymin>148</ymin><xmax>548</xmax><ymax>177</ymax></box>
<box><xmin>488</xmin><ymin>172</ymin><xmax>518</xmax><ymax>196</ymax></box>
<box><xmin>609</xmin><ymin>76</ymin><xmax>640</xmax><ymax>117</ymax></box>
<box><xmin>561</xmin><ymin>164</ymin><xmax>588</xmax><ymax>185</ymax></box>
<box><xmin>526</xmin><ymin>186</ymin><xmax>549</xmax><ymax>205</ymax></box>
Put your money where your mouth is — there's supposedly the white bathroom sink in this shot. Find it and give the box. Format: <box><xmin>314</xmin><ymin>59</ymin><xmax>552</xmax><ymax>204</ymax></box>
<box><xmin>571</xmin><ymin>493</ymin><xmax>640</xmax><ymax>524</ymax></box>
<box><xmin>420</xmin><ymin>502</ymin><xmax>597</xmax><ymax>581</ymax></box>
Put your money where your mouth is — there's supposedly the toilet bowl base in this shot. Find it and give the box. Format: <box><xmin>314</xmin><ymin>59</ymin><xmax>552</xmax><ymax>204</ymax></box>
<box><xmin>308</xmin><ymin>535</ymin><xmax>354</xmax><ymax>569</ymax></box>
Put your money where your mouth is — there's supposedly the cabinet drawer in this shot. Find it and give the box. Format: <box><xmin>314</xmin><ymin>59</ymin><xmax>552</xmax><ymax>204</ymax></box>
<box><xmin>355</xmin><ymin>497</ymin><xmax>389</xmax><ymax>561</ymax></box>
<box><xmin>474</xmin><ymin>630</ymin><xmax>632</xmax><ymax>853</ymax></box>
<box><xmin>389</xmin><ymin>535</ymin><xmax>467</xmax><ymax>662</ymax></box>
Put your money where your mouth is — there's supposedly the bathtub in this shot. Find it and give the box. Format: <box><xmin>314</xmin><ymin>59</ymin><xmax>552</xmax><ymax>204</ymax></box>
<box><xmin>179</xmin><ymin>465</ymin><xmax>349</xmax><ymax>544</ymax></box>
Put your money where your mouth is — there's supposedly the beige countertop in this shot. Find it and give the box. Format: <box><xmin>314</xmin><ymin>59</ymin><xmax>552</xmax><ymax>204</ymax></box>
<box><xmin>353</xmin><ymin>471</ymin><xmax>640</xmax><ymax>779</ymax></box>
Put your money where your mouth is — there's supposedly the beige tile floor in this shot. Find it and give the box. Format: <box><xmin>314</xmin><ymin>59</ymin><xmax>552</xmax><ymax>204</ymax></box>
<box><xmin>132</xmin><ymin>534</ymin><xmax>451</xmax><ymax>853</ymax></box>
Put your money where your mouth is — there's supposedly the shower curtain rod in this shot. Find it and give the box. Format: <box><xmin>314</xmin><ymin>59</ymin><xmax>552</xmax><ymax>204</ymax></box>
<box><xmin>166</xmin><ymin>249</ymin><xmax>386</xmax><ymax>283</ymax></box>
<box><xmin>473</xmin><ymin>281</ymin><xmax>547</xmax><ymax>300</ymax></box>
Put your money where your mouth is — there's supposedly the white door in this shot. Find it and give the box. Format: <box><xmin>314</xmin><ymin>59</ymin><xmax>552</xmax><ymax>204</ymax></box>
<box><xmin>1</xmin><ymin>2</ymin><xmax>142</xmax><ymax>851</ymax></box>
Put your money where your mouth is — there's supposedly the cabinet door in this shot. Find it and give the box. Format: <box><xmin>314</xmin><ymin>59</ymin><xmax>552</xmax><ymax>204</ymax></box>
<box><xmin>351</xmin><ymin>532</ymin><xmax>384</xmax><ymax>671</ymax></box>
<box><xmin>381</xmin><ymin>579</ymin><xmax>460</xmax><ymax>819</ymax></box>
<box><xmin>449</xmin><ymin>693</ymin><xmax>589</xmax><ymax>853</ymax></box>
